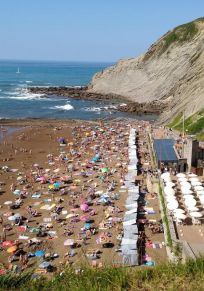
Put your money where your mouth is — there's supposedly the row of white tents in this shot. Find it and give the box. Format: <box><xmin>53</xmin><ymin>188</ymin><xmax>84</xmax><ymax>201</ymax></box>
<box><xmin>121</xmin><ymin>128</ymin><xmax>139</xmax><ymax>266</ymax></box>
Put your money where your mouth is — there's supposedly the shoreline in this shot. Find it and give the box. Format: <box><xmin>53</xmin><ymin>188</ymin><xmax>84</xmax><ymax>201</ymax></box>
<box><xmin>29</xmin><ymin>86</ymin><xmax>166</xmax><ymax>115</ymax></box>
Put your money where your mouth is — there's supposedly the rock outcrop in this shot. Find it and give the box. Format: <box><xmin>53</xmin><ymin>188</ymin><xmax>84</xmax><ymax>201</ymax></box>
<box><xmin>88</xmin><ymin>18</ymin><xmax>204</xmax><ymax>123</ymax></box>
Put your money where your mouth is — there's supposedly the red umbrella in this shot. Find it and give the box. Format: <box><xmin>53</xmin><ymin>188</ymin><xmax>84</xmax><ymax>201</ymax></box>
<box><xmin>80</xmin><ymin>215</ymin><xmax>90</xmax><ymax>222</ymax></box>
<box><xmin>80</xmin><ymin>203</ymin><xmax>89</xmax><ymax>212</ymax></box>
<box><xmin>2</xmin><ymin>241</ymin><xmax>14</xmax><ymax>247</ymax></box>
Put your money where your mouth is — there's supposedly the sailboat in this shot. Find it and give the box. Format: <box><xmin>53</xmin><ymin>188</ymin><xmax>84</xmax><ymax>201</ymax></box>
<box><xmin>16</xmin><ymin>67</ymin><xmax>20</xmax><ymax>74</ymax></box>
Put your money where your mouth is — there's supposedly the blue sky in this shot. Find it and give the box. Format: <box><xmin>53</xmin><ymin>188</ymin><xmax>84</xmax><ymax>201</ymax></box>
<box><xmin>0</xmin><ymin>0</ymin><xmax>204</xmax><ymax>62</ymax></box>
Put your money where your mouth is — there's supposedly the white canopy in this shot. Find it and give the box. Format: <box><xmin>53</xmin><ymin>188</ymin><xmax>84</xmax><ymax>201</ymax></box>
<box><xmin>189</xmin><ymin>177</ymin><xmax>199</xmax><ymax>182</ymax></box>
<box><xmin>167</xmin><ymin>201</ymin><xmax>179</xmax><ymax>210</ymax></box>
<box><xmin>190</xmin><ymin>212</ymin><xmax>203</xmax><ymax>218</ymax></box>
<box><xmin>188</xmin><ymin>173</ymin><xmax>197</xmax><ymax>177</ymax></box>
<box><xmin>174</xmin><ymin>213</ymin><xmax>187</xmax><ymax>220</ymax></box>
<box><xmin>191</xmin><ymin>181</ymin><xmax>202</xmax><ymax>187</ymax></box>
<box><xmin>181</xmin><ymin>189</ymin><xmax>193</xmax><ymax>195</ymax></box>
<box><xmin>176</xmin><ymin>173</ymin><xmax>186</xmax><ymax>178</ymax></box>
<box><xmin>161</xmin><ymin>172</ymin><xmax>171</xmax><ymax>180</ymax></box>
<box><xmin>178</xmin><ymin>177</ymin><xmax>188</xmax><ymax>183</ymax></box>
<box><xmin>181</xmin><ymin>185</ymin><xmax>191</xmax><ymax>192</ymax></box>
<box><xmin>165</xmin><ymin>182</ymin><xmax>175</xmax><ymax>188</ymax></box>
<box><xmin>197</xmin><ymin>190</ymin><xmax>204</xmax><ymax>195</ymax></box>
<box><xmin>173</xmin><ymin>208</ymin><xmax>185</xmax><ymax>214</ymax></box>
<box><xmin>194</xmin><ymin>186</ymin><xmax>204</xmax><ymax>191</ymax></box>
<box><xmin>186</xmin><ymin>206</ymin><xmax>199</xmax><ymax>212</ymax></box>
<box><xmin>180</xmin><ymin>181</ymin><xmax>191</xmax><ymax>187</ymax></box>
<box><xmin>164</xmin><ymin>187</ymin><xmax>175</xmax><ymax>196</ymax></box>
<box><xmin>184</xmin><ymin>198</ymin><xmax>196</xmax><ymax>207</ymax></box>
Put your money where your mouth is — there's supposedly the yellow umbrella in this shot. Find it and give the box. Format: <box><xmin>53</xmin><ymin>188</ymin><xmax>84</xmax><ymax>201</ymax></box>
<box><xmin>7</xmin><ymin>246</ymin><xmax>17</xmax><ymax>253</ymax></box>
<box><xmin>48</xmin><ymin>185</ymin><xmax>54</xmax><ymax>189</ymax></box>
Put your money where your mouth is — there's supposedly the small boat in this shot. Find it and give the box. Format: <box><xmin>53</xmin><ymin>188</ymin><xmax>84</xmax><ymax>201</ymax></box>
<box><xmin>16</xmin><ymin>67</ymin><xmax>20</xmax><ymax>74</ymax></box>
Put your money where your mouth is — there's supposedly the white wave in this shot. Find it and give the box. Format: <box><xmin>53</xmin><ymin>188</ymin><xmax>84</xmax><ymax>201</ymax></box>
<box><xmin>83</xmin><ymin>107</ymin><xmax>102</xmax><ymax>112</ymax></box>
<box><xmin>25</xmin><ymin>80</ymin><xmax>33</xmax><ymax>83</ymax></box>
<box><xmin>9</xmin><ymin>93</ymin><xmax>45</xmax><ymax>100</ymax></box>
<box><xmin>119</xmin><ymin>103</ymin><xmax>127</xmax><ymax>107</ymax></box>
<box><xmin>50</xmin><ymin>104</ymin><xmax>74</xmax><ymax>111</ymax></box>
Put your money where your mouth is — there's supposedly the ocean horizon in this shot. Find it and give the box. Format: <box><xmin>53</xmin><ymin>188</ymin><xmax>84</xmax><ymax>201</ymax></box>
<box><xmin>0</xmin><ymin>60</ymin><xmax>157</xmax><ymax>121</ymax></box>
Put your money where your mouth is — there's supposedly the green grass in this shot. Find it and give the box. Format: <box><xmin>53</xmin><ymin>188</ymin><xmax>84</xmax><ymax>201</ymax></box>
<box><xmin>1</xmin><ymin>259</ymin><xmax>204</xmax><ymax>290</ymax></box>
<box><xmin>161</xmin><ymin>20</ymin><xmax>199</xmax><ymax>53</ymax></box>
<box><xmin>167</xmin><ymin>109</ymin><xmax>204</xmax><ymax>136</ymax></box>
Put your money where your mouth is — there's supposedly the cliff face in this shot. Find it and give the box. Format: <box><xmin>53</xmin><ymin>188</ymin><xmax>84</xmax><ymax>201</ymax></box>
<box><xmin>88</xmin><ymin>18</ymin><xmax>204</xmax><ymax>123</ymax></box>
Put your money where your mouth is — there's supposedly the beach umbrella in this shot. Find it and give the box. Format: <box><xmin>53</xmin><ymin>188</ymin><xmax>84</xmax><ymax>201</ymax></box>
<box><xmin>161</xmin><ymin>172</ymin><xmax>170</xmax><ymax>180</ymax></box>
<box><xmin>8</xmin><ymin>215</ymin><xmax>16</xmax><ymax>221</ymax></box>
<box><xmin>188</xmin><ymin>173</ymin><xmax>197</xmax><ymax>177</ymax></box>
<box><xmin>189</xmin><ymin>177</ymin><xmax>199</xmax><ymax>182</ymax></box>
<box><xmin>176</xmin><ymin>173</ymin><xmax>186</xmax><ymax>178</ymax></box>
<box><xmin>167</xmin><ymin>201</ymin><xmax>179</xmax><ymax>210</ymax></box>
<box><xmin>33</xmin><ymin>164</ymin><xmax>39</xmax><ymax>168</ymax></box>
<box><xmin>60</xmin><ymin>176</ymin><xmax>70</xmax><ymax>182</ymax></box>
<box><xmin>35</xmin><ymin>250</ymin><xmax>45</xmax><ymax>257</ymax></box>
<box><xmin>4</xmin><ymin>201</ymin><xmax>13</xmax><ymax>205</ymax></box>
<box><xmin>191</xmin><ymin>181</ymin><xmax>202</xmax><ymax>187</ymax></box>
<box><xmin>80</xmin><ymin>203</ymin><xmax>89</xmax><ymax>211</ymax></box>
<box><xmin>14</xmin><ymin>213</ymin><xmax>21</xmax><ymax>218</ymax></box>
<box><xmin>101</xmin><ymin>167</ymin><xmax>109</xmax><ymax>173</ymax></box>
<box><xmin>39</xmin><ymin>261</ymin><xmax>50</xmax><ymax>269</ymax></box>
<box><xmin>184</xmin><ymin>199</ymin><xmax>196</xmax><ymax>207</ymax></box>
<box><xmin>13</xmin><ymin>190</ymin><xmax>21</xmax><ymax>195</ymax></box>
<box><xmin>16</xmin><ymin>226</ymin><xmax>27</xmax><ymax>232</ymax></box>
<box><xmin>178</xmin><ymin>178</ymin><xmax>188</xmax><ymax>183</ymax></box>
<box><xmin>194</xmin><ymin>186</ymin><xmax>204</xmax><ymax>191</ymax></box>
<box><xmin>164</xmin><ymin>187</ymin><xmax>175</xmax><ymax>195</ymax></box>
<box><xmin>17</xmin><ymin>176</ymin><xmax>23</xmax><ymax>181</ymax></box>
<box><xmin>64</xmin><ymin>239</ymin><xmax>74</xmax><ymax>246</ymax></box>
<box><xmin>80</xmin><ymin>215</ymin><xmax>90</xmax><ymax>222</ymax></box>
<box><xmin>48</xmin><ymin>185</ymin><xmax>54</xmax><ymax>190</ymax></box>
<box><xmin>53</xmin><ymin>182</ymin><xmax>61</xmax><ymax>189</ymax></box>
<box><xmin>174</xmin><ymin>213</ymin><xmax>187</xmax><ymax>220</ymax></box>
<box><xmin>165</xmin><ymin>182</ymin><xmax>175</xmax><ymax>188</ymax></box>
<box><xmin>173</xmin><ymin>208</ymin><xmax>185</xmax><ymax>214</ymax></box>
<box><xmin>84</xmin><ymin>222</ymin><xmax>92</xmax><ymax>230</ymax></box>
<box><xmin>2</xmin><ymin>241</ymin><xmax>14</xmax><ymax>247</ymax></box>
<box><xmin>181</xmin><ymin>185</ymin><xmax>191</xmax><ymax>193</ymax></box>
<box><xmin>7</xmin><ymin>246</ymin><xmax>17</xmax><ymax>253</ymax></box>
<box><xmin>181</xmin><ymin>189</ymin><xmax>193</xmax><ymax>195</ymax></box>
<box><xmin>186</xmin><ymin>206</ymin><xmax>199</xmax><ymax>212</ymax></box>
<box><xmin>197</xmin><ymin>190</ymin><xmax>204</xmax><ymax>195</ymax></box>
<box><xmin>189</xmin><ymin>212</ymin><xmax>203</xmax><ymax>218</ymax></box>
<box><xmin>180</xmin><ymin>182</ymin><xmax>191</xmax><ymax>187</ymax></box>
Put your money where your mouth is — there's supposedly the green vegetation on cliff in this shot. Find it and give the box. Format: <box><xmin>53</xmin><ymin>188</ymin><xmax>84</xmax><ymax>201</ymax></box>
<box><xmin>168</xmin><ymin>109</ymin><xmax>204</xmax><ymax>139</ymax></box>
<box><xmin>1</xmin><ymin>259</ymin><xmax>204</xmax><ymax>290</ymax></box>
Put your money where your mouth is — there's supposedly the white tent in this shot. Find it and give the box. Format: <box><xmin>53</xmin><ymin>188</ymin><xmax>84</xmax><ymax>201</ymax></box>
<box><xmin>188</xmin><ymin>173</ymin><xmax>197</xmax><ymax>177</ymax></box>
<box><xmin>164</xmin><ymin>187</ymin><xmax>175</xmax><ymax>196</ymax></box>
<box><xmin>194</xmin><ymin>186</ymin><xmax>204</xmax><ymax>191</ymax></box>
<box><xmin>186</xmin><ymin>206</ymin><xmax>199</xmax><ymax>212</ymax></box>
<box><xmin>176</xmin><ymin>173</ymin><xmax>186</xmax><ymax>178</ymax></box>
<box><xmin>174</xmin><ymin>213</ymin><xmax>187</xmax><ymax>220</ymax></box>
<box><xmin>189</xmin><ymin>177</ymin><xmax>199</xmax><ymax>182</ymax></box>
<box><xmin>165</xmin><ymin>182</ymin><xmax>175</xmax><ymax>188</ymax></box>
<box><xmin>181</xmin><ymin>189</ymin><xmax>193</xmax><ymax>195</ymax></box>
<box><xmin>167</xmin><ymin>201</ymin><xmax>179</xmax><ymax>210</ymax></box>
<box><xmin>173</xmin><ymin>208</ymin><xmax>185</xmax><ymax>214</ymax></box>
<box><xmin>184</xmin><ymin>198</ymin><xmax>196</xmax><ymax>207</ymax></box>
<box><xmin>189</xmin><ymin>212</ymin><xmax>203</xmax><ymax>218</ymax></box>
<box><xmin>178</xmin><ymin>177</ymin><xmax>188</xmax><ymax>183</ymax></box>
<box><xmin>191</xmin><ymin>181</ymin><xmax>202</xmax><ymax>187</ymax></box>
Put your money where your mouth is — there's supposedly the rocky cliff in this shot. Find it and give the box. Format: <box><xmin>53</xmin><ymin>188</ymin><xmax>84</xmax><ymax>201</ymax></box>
<box><xmin>88</xmin><ymin>18</ymin><xmax>204</xmax><ymax>123</ymax></box>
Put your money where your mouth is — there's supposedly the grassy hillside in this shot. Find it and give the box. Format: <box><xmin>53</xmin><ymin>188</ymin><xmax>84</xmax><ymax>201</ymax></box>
<box><xmin>168</xmin><ymin>109</ymin><xmax>204</xmax><ymax>140</ymax></box>
<box><xmin>1</xmin><ymin>259</ymin><xmax>204</xmax><ymax>290</ymax></box>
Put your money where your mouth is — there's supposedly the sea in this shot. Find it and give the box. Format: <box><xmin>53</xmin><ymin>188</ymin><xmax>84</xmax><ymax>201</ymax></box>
<box><xmin>0</xmin><ymin>60</ymin><xmax>157</xmax><ymax>121</ymax></box>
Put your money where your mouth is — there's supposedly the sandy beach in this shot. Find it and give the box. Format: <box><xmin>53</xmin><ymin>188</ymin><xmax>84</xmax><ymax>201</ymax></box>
<box><xmin>0</xmin><ymin>119</ymin><xmax>166</xmax><ymax>275</ymax></box>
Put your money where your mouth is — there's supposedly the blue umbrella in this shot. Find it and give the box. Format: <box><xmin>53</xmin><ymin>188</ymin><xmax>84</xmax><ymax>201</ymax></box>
<box><xmin>84</xmin><ymin>222</ymin><xmax>92</xmax><ymax>230</ymax></box>
<box><xmin>39</xmin><ymin>261</ymin><xmax>50</xmax><ymax>269</ymax></box>
<box><xmin>53</xmin><ymin>182</ymin><xmax>61</xmax><ymax>189</ymax></box>
<box><xmin>35</xmin><ymin>250</ymin><xmax>45</xmax><ymax>257</ymax></box>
